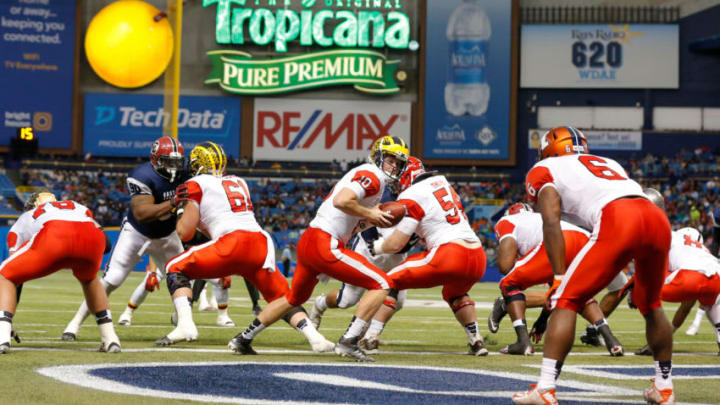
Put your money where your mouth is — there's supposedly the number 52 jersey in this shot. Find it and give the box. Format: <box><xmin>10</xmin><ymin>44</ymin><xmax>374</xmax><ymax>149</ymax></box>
<box><xmin>525</xmin><ymin>154</ymin><xmax>644</xmax><ymax>230</ymax></box>
<box><xmin>184</xmin><ymin>174</ymin><xmax>263</xmax><ymax>240</ymax></box>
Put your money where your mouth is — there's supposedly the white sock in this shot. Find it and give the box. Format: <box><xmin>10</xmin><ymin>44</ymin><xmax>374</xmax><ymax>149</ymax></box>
<box><xmin>365</xmin><ymin>319</ymin><xmax>385</xmax><ymax>338</ymax></box>
<box><xmin>654</xmin><ymin>361</ymin><xmax>673</xmax><ymax>390</ymax></box>
<box><xmin>342</xmin><ymin>316</ymin><xmax>368</xmax><ymax>340</ymax></box>
<box><xmin>128</xmin><ymin>277</ymin><xmax>150</xmax><ymax>308</ymax></box>
<box><xmin>692</xmin><ymin>308</ymin><xmax>706</xmax><ymax>327</ymax></box>
<box><xmin>241</xmin><ymin>318</ymin><xmax>265</xmax><ymax>340</ymax></box>
<box><xmin>173</xmin><ymin>296</ymin><xmax>193</xmax><ymax>327</ymax></box>
<box><xmin>65</xmin><ymin>300</ymin><xmax>90</xmax><ymax>333</ymax></box>
<box><xmin>0</xmin><ymin>317</ymin><xmax>12</xmax><ymax>344</ymax></box>
<box><xmin>217</xmin><ymin>307</ymin><xmax>229</xmax><ymax>318</ymax></box>
<box><xmin>212</xmin><ymin>283</ymin><xmax>229</xmax><ymax>306</ymax></box>
<box><xmin>296</xmin><ymin>318</ymin><xmax>324</xmax><ymax>343</ymax></box>
<box><xmin>512</xmin><ymin>318</ymin><xmax>526</xmax><ymax>327</ymax></box>
<box><xmin>98</xmin><ymin>322</ymin><xmax>119</xmax><ymax>342</ymax></box>
<box><xmin>537</xmin><ymin>357</ymin><xmax>563</xmax><ymax>391</ymax></box>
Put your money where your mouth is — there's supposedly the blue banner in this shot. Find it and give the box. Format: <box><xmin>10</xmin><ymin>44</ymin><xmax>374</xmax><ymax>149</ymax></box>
<box><xmin>83</xmin><ymin>93</ymin><xmax>241</xmax><ymax>157</ymax></box>
<box><xmin>424</xmin><ymin>0</ymin><xmax>512</xmax><ymax>160</ymax></box>
<box><xmin>0</xmin><ymin>0</ymin><xmax>76</xmax><ymax>148</ymax></box>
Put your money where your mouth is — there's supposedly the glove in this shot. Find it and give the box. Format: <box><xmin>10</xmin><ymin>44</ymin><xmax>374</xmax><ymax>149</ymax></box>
<box><xmin>145</xmin><ymin>271</ymin><xmax>160</xmax><ymax>292</ymax></box>
<box><xmin>544</xmin><ymin>276</ymin><xmax>563</xmax><ymax>310</ymax></box>
<box><xmin>530</xmin><ymin>308</ymin><xmax>551</xmax><ymax>343</ymax></box>
<box><xmin>172</xmin><ymin>183</ymin><xmax>190</xmax><ymax>208</ymax></box>
<box><xmin>220</xmin><ymin>276</ymin><xmax>232</xmax><ymax>289</ymax></box>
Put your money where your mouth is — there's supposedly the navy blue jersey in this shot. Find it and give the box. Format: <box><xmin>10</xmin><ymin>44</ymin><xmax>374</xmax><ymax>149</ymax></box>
<box><xmin>125</xmin><ymin>162</ymin><xmax>189</xmax><ymax>239</ymax></box>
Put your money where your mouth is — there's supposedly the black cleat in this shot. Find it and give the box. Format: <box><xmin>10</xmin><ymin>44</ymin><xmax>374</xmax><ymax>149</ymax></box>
<box><xmin>468</xmin><ymin>338</ymin><xmax>489</xmax><ymax>356</ymax></box>
<box><xmin>99</xmin><ymin>341</ymin><xmax>121</xmax><ymax>353</ymax></box>
<box><xmin>634</xmin><ymin>344</ymin><xmax>653</xmax><ymax>356</ymax></box>
<box><xmin>335</xmin><ymin>337</ymin><xmax>375</xmax><ymax>362</ymax></box>
<box><xmin>228</xmin><ymin>334</ymin><xmax>257</xmax><ymax>355</ymax></box>
<box><xmin>499</xmin><ymin>341</ymin><xmax>534</xmax><ymax>355</ymax></box>
<box><xmin>488</xmin><ymin>297</ymin><xmax>507</xmax><ymax>334</ymax></box>
<box><xmin>580</xmin><ymin>326</ymin><xmax>604</xmax><ymax>347</ymax></box>
<box><xmin>61</xmin><ymin>332</ymin><xmax>77</xmax><ymax>342</ymax></box>
<box><xmin>0</xmin><ymin>342</ymin><xmax>10</xmax><ymax>354</ymax></box>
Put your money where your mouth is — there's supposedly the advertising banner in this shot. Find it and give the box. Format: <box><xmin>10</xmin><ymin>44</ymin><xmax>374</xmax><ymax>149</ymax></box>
<box><xmin>253</xmin><ymin>98</ymin><xmax>411</xmax><ymax>162</ymax></box>
<box><xmin>0</xmin><ymin>0</ymin><xmax>76</xmax><ymax>148</ymax></box>
<box><xmin>423</xmin><ymin>0</ymin><xmax>512</xmax><ymax>161</ymax></box>
<box><xmin>521</xmin><ymin>25</ymin><xmax>678</xmax><ymax>88</ymax></box>
<box><xmin>528</xmin><ymin>129</ymin><xmax>642</xmax><ymax>151</ymax></box>
<box><xmin>83</xmin><ymin>93</ymin><xmax>240</xmax><ymax>157</ymax></box>
<box><xmin>203</xmin><ymin>0</ymin><xmax>416</xmax><ymax>96</ymax></box>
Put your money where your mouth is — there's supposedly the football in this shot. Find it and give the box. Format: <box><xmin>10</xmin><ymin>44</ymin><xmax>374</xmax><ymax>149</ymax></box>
<box><xmin>379</xmin><ymin>201</ymin><xmax>406</xmax><ymax>227</ymax></box>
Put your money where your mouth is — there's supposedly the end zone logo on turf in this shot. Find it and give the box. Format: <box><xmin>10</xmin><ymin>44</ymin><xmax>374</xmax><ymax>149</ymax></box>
<box><xmin>253</xmin><ymin>98</ymin><xmax>410</xmax><ymax>162</ymax></box>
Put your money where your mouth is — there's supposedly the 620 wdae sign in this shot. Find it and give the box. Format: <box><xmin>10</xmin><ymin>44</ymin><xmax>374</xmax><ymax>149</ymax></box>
<box><xmin>253</xmin><ymin>98</ymin><xmax>410</xmax><ymax>162</ymax></box>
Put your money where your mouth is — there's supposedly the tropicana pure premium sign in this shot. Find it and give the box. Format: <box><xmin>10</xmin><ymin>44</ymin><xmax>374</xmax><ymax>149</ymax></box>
<box><xmin>203</xmin><ymin>0</ymin><xmax>412</xmax><ymax>95</ymax></box>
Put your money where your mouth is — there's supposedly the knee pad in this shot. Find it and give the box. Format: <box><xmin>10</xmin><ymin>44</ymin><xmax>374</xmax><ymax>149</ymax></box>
<box><xmin>396</xmin><ymin>290</ymin><xmax>407</xmax><ymax>312</ymax></box>
<box><xmin>281</xmin><ymin>306</ymin><xmax>307</xmax><ymax>324</ymax></box>
<box><xmin>501</xmin><ymin>285</ymin><xmax>526</xmax><ymax>304</ymax></box>
<box><xmin>449</xmin><ymin>295</ymin><xmax>474</xmax><ymax>313</ymax></box>
<box><xmin>166</xmin><ymin>272</ymin><xmax>191</xmax><ymax>296</ymax></box>
<box><xmin>101</xmin><ymin>278</ymin><xmax>119</xmax><ymax>295</ymax></box>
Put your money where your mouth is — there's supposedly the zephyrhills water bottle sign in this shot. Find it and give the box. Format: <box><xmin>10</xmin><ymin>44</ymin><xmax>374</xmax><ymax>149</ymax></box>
<box><xmin>424</xmin><ymin>0</ymin><xmax>512</xmax><ymax>161</ymax></box>
<box><xmin>520</xmin><ymin>24</ymin><xmax>679</xmax><ymax>88</ymax></box>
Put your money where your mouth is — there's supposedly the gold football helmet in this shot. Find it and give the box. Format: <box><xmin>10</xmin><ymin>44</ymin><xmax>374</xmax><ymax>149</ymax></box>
<box><xmin>189</xmin><ymin>141</ymin><xmax>227</xmax><ymax>177</ymax></box>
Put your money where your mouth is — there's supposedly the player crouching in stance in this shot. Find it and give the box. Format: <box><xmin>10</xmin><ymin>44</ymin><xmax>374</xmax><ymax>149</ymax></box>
<box><xmin>512</xmin><ymin>127</ymin><xmax>674</xmax><ymax>405</ymax></box>
<box><xmin>369</xmin><ymin>157</ymin><xmax>490</xmax><ymax>356</ymax></box>
<box><xmin>232</xmin><ymin>136</ymin><xmax>407</xmax><ymax>362</ymax></box>
<box><xmin>491</xmin><ymin>203</ymin><xmax>623</xmax><ymax>356</ymax></box>
<box><xmin>156</xmin><ymin>142</ymin><xmax>333</xmax><ymax>352</ymax></box>
<box><xmin>0</xmin><ymin>192</ymin><xmax>120</xmax><ymax>353</ymax></box>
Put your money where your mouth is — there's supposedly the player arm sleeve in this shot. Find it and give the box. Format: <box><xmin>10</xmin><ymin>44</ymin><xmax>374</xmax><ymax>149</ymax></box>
<box><xmin>525</xmin><ymin>166</ymin><xmax>555</xmax><ymax>204</ymax></box>
<box><xmin>494</xmin><ymin>219</ymin><xmax>517</xmax><ymax>243</ymax></box>
<box><xmin>184</xmin><ymin>180</ymin><xmax>203</xmax><ymax>207</ymax></box>
<box><xmin>395</xmin><ymin>198</ymin><xmax>424</xmax><ymax>237</ymax></box>
<box><xmin>346</xmin><ymin>170</ymin><xmax>381</xmax><ymax>199</ymax></box>
<box><xmin>126</xmin><ymin>177</ymin><xmax>152</xmax><ymax>196</ymax></box>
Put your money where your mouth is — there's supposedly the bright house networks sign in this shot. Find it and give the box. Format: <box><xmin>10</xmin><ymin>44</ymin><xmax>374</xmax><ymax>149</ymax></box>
<box><xmin>203</xmin><ymin>0</ymin><xmax>412</xmax><ymax>95</ymax></box>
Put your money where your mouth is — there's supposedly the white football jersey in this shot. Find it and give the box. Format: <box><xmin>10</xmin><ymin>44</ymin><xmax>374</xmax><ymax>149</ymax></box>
<box><xmin>525</xmin><ymin>154</ymin><xmax>644</xmax><ymax>230</ymax></box>
<box><xmin>7</xmin><ymin>200</ymin><xmax>95</xmax><ymax>253</ymax></box>
<box><xmin>395</xmin><ymin>175</ymin><xmax>480</xmax><ymax>250</ymax></box>
<box><xmin>309</xmin><ymin>163</ymin><xmax>388</xmax><ymax>244</ymax></box>
<box><xmin>494</xmin><ymin>212</ymin><xmax>589</xmax><ymax>256</ymax></box>
<box><xmin>185</xmin><ymin>174</ymin><xmax>262</xmax><ymax>240</ymax></box>
<box><xmin>667</xmin><ymin>231</ymin><xmax>720</xmax><ymax>278</ymax></box>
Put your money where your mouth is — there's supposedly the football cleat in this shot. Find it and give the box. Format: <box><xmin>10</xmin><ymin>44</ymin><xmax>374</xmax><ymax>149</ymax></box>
<box><xmin>602</xmin><ymin>330</ymin><xmax>624</xmax><ymax>357</ymax></box>
<box><xmin>468</xmin><ymin>337</ymin><xmax>489</xmax><ymax>356</ymax></box>
<box><xmin>155</xmin><ymin>325</ymin><xmax>198</xmax><ymax>346</ymax></box>
<box><xmin>308</xmin><ymin>294</ymin><xmax>326</xmax><ymax>330</ymax></box>
<box><xmin>580</xmin><ymin>326</ymin><xmax>605</xmax><ymax>347</ymax></box>
<box><xmin>0</xmin><ymin>342</ymin><xmax>10</xmax><ymax>354</ymax></box>
<box><xmin>512</xmin><ymin>384</ymin><xmax>558</xmax><ymax>405</ymax></box>
<box><xmin>488</xmin><ymin>297</ymin><xmax>507</xmax><ymax>333</ymax></box>
<box><xmin>335</xmin><ymin>337</ymin><xmax>375</xmax><ymax>362</ymax></box>
<box><xmin>685</xmin><ymin>323</ymin><xmax>699</xmax><ymax>336</ymax></box>
<box><xmin>500</xmin><ymin>341</ymin><xmax>534</xmax><ymax>356</ymax></box>
<box><xmin>117</xmin><ymin>309</ymin><xmax>133</xmax><ymax>326</ymax></box>
<box><xmin>216</xmin><ymin>314</ymin><xmax>236</xmax><ymax>327</ymax></box>
<box><xmin>310</xmin><ymin>337</ymin><xmax>336</xmax><ymax>353</ymax></box>
<box><xmin>358</xmin><ymin>336</ymin><xmax>380</xmax><ymax>355</ymax></box>
<box><xmin>228</xmin><ymin>334</ymin><xmax>257</xmax><ymax>355</ymax></box>
<box><xmin>99</xmin><ymin>341</ymin><xmax>121</xmax><ymax>353</ymax></box>
<box><xmin>61</xmin><ymin>332</ymin><xmax>77</xmax><ymax>342</ymax></box>
<box><xmin>635</xmin><ymin>344</ymin><xmax>653</xmax><ymax>356</ymax></box>
<box><xmin>643</xmin><ymin>383</ymin><xmax>675</xmax><ymax>405</ymax></box>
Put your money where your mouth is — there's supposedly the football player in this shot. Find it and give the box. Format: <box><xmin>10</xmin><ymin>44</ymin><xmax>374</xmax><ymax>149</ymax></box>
<box><xmin>62</xmin><ymin>136</ymin><xmax>190</xmax><ymax>340</ymax></box>
<box><xmin>368</xmin><ymin>156</ymin><xmax>489</xmax><ymax>356</ymax></box>
<box><xmin>491</xmin><ymin>203</ymin><xmax>623</xmax><ymax>356</ymax></box>
<box><xmin>513</xmin><ymin>127</ymin><xmax>674</xmax><ymax>405</ymax></box>
<box><xmin>156</xmin><ymin>142</ymin><xmax>334</xmax><ymax>353</ymax></box>
<box><xmin>232</xmin><ymin>136</ymin><xmax>408</xmax><ymax>362</ymax></box>
<box><xmin>1</xmin><ymin>192</ymin><xmax>120</xmax><ymax>353</ymax></box>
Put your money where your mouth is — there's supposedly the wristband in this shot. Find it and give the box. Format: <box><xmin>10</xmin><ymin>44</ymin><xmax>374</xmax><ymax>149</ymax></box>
<box><xmin>372</xmin><ymin>238</ymin><xmax>386</xmax><ymax>255</ymax></box>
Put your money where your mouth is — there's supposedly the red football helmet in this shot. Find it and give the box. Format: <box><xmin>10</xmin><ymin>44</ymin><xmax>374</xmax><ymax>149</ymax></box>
<box><xmin>398</xmin><ymin>156</ymin><xmax>425</xmax><ymax>193</ymax></box>
<box><xmin>504</xmin><ymin>202</ymin><xmax>533</xmax><ymax>216</ymax></box>
<box><xmin>539</xmin><ymin>126</ymin><xmax>589</xmax><ymax>160</ymax></box>
<box><xmin>150</xmin><ymin>136</ymin><xmax>184</xmax><ymax>182</ymax></box>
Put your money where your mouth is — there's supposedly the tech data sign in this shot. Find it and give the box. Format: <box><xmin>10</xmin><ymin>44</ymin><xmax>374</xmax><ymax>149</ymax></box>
<box><xmin>203</xmin><ymin>0</ymin><xmax>413</xmax><ymax>95</ymax></box>
<box><xmin>253</xmin><ymin>98</ymin><xmax>410</xmax><ymax>161</ymax></box>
